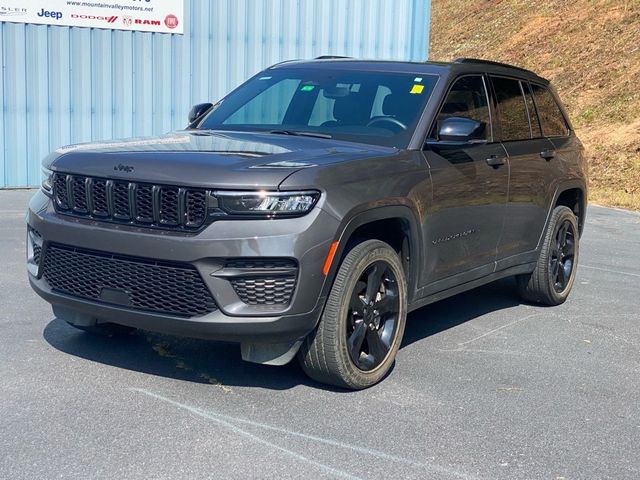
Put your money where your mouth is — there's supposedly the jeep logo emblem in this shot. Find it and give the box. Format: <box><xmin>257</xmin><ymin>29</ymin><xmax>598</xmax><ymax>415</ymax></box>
<box><xmin>114</xmin><ymin>164</ymin><xmax>135</xmax><ymax>173</ymax></box>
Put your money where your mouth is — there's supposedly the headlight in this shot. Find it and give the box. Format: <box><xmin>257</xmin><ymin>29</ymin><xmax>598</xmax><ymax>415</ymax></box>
<box><xmin>41</xmin><ymin>167</ymin><xmax>54</xmax><ymax>196</ymax></box>
<box><xmin>216</xmin><ymin>190</ymin><xmax>320</xmax><ymax>216</ymax></box>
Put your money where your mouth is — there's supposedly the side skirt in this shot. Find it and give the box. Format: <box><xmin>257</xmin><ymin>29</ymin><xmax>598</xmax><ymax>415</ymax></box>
<box><xmin>408</xmin><ymin>262</ymin><xmax>536</xmax><ymax>313</ymax></box>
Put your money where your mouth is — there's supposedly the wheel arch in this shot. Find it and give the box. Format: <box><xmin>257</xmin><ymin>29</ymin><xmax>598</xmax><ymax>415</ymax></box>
<box><xmin>553</xmin><ymin>182</ymin><xmax>587</xmax><ymax>235</ymax></box>
<box><xmin>322</xmin><ymin>205</ymin><xmax>422</xmax><ymax>304</ymax></box>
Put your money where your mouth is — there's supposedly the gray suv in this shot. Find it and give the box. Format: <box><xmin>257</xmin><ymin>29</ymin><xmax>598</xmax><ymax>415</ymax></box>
<box><xmin>27</xmin><ymin>57</ymin><xmax>587</xmax><ymax>389</ymax></box>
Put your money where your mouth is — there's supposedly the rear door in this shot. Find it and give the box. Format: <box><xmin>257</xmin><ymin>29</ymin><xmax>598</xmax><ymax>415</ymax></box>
<box><xmin>489</xmin><ymin>76</ymin><xmax>561</xmax><ymax>267</ymax></box>
<box><xmin>421</xmin><ymin>75</ymin><xmax>509</xmax><ymax>289</ymax></box>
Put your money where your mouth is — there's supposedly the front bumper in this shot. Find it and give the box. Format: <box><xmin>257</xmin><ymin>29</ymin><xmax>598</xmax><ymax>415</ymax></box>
<box><xmin>29</xmin><ymin>275</ymin><xmax>326</xmax><ymax>344</ymax></box>
<box><xmin>27</xmin><ymin>190</ymin><xmax>337</xmax><ymax>346</ymax></box>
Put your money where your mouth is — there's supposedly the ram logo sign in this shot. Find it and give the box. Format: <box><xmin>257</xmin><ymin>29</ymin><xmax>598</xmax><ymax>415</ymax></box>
<box><xmin>3</xmin><ymin>0</ymin><xmax>184</xmax><ymax>34</ymax></box>
<box><xmin>135</xmin><ymin>18</ymin><xmax>161</xmax><ymax>26</ymax></box>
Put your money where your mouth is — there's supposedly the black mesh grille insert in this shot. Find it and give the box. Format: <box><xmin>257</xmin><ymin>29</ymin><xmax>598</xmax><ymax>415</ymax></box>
<box><xmin>186</xmin><ymin>191</ymin><xmax>206</xmax><ymax>226</ymax></box>
<box><xmin>160</xmin><ymin>187</ymin><xmax>179</xmax><ymax>225</ymax></box>
<box><xmin>92</xmin><ymin>180</ymin><xmax>109</xmax><ymax>216</ymax></box>
<box><xmin>33</xmin><ymin>244</ymin><xmax>42</xmax><ymax>266</ymax></box>
<box><xmin>52</xmin><ymin>173</ymin><xmax>209</xmax><ymax>231</ymax></box>
<box><xmin>231</xmin><ymin>277</ymin><xmax>297</xmax><ymax>305</ymax></box>
<box><xmin>225</xmin><ymin>258</ymin><xmax>298</xmax><ymax>306</ymax></box>
<box><xmin>135</xmin><ymin>185</ymin><xmax>154</xmax><ymax>222</ymax></box>
<box><xmin>54</xmin><ymin>175</ymin><xmax>69</xmax><ymax>209</ymax></box>
<box><xmin>42</xmin><ymin>244</ymin><xmax>218</xmax><ymax>317</ymax></box>
<box><xmin>72</xmin><ymin>177</ymin><xmax>88</xmax><ymax>212</ymax></box>
<box><xmin>113</xmin><ymin>182</ymin><xmax>131</xmax><ymax>219</ymax></box>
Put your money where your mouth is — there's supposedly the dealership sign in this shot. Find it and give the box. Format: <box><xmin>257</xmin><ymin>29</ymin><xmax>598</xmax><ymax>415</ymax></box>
<box><xmin>0</xmin><ymin>1</ymin><xmax>183</xmax><ymax>34</ymax></box>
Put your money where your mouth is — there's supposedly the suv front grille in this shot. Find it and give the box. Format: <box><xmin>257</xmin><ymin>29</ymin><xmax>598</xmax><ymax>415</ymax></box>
<box><xmin>42</xmin><ymin>244</ymin><xmax>218</xmax><ymax>317</ymax></box>
<box><xmin>52</xmin><ymin>173</ymin><xmax>209</xmax><ymax>231</ymax></box>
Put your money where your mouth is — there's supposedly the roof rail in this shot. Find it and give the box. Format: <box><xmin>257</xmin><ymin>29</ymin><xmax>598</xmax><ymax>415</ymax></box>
<box><xmin>314</xmin><ymin>55</ymin><xmax>353</xmax><ymax>60</ymax></box>
<box><xmin>453</xmin><ymin>57</ymin><xmax>537</xmax><ymax>76</ymax></box>
<box><xmin>268</xmin><ymin>59</ymin><xmax>300</xmax><ymax>68</ymax></box>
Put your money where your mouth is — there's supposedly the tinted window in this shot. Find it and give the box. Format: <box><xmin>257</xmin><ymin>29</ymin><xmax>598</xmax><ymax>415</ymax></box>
<box><xmin>491</xmin><ymin>77</ymin><xmax>531</xmax><ymax>141</ymax></box>
<box><xmin>432</xmin><ymin>75</ymin><xmax>491</xmax><ymax>141</ymax></box>
<box><xmin>224</xmin><ymin>79</ymin><xmax>299</xmax><ymax>125</ymax></box>
<box><xmin>370</xmin><ymin>85</ymin><xmax>392</xmax><ymax>118</ymax></box>
<box><xmin>199</xmin><ymin>69</ymin><xmax>438</xmax><ymax>148</ymax></box>
<box><xmin>531</xmin><ymin>84</ymin><xmax>569</xmax><ymax>136</ymax></box>
<box><xmin>524</xmin><ymin>84</ymin><xmax>542</xmax><ymax>137</ymax></box>
<box><xmin>307</xmin><ymin>83</ymin><xmax>361</xmax><ymax>126</ymax></box>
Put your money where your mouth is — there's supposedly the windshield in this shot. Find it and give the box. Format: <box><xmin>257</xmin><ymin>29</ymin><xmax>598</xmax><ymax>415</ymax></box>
<box><xmin>198</xmin><ymin>67</ymin><xmax>438</xmax><ymax>148</ymax></box>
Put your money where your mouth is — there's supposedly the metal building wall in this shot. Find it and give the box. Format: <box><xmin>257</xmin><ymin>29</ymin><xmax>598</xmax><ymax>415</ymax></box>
<box><xmin>0</xmin><ymin>0</ymin><xmax>430</xmax><ymax>187</ymax></box>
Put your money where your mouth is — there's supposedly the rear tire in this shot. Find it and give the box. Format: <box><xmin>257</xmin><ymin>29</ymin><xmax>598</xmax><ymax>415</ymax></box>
<box><xmin>66</xmin><ymin>322</ymin><xmax>136</xmax><ymax>337</ymax></box>
<box><xmin>516</xmin><ymin>206</ymin><xmax>579</xmax><ymax>305</ymax></box>
<box><xmin>299</xmin><ymin>240</ymin><xmax>407</xmax><ymax>389</ymax></box>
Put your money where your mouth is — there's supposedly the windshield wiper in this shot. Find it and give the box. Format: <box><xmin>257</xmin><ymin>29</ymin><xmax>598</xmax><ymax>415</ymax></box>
<box><xmin>268</xmin><ymin>129</ymin><xmax>332</xmax><ymax>139</ymax></box>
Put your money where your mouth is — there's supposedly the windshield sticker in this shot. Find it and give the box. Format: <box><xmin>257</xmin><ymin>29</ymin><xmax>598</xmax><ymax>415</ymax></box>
<box><xmin>414</xmin><ymin>77</ymin><xmax>423</xmax><ymax>82</ymax></box>
<box><xmin>300</xmin><ymin>85</ymin><xmax>316</xmax><ymax>92</ymax></box>
<box><xmin>258</xmin><ymin>76</ymin><xmax>272</xmax><ymax>80</ymax></box>
<box><xmin>410</xmin><ymin>84</ymin><xmax>425</xmax><ymax>94</ymax></box>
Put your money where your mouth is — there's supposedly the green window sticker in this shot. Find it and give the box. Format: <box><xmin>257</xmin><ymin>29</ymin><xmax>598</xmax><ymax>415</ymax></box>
<box><xmin>300</xmin><ymin>85</ymin><xmax>316</xmax><ymax>92</ymax></box>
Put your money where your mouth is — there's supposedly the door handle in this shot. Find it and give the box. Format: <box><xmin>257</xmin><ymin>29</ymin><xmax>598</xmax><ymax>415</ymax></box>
<box><xmin>485</xmin><ymin>155</ymin><xmax>506</xmax><ymax>168</ymax></box>
<box><xmin>540</xmin><ymin>149</ymin><xmax>556</xmax><ymax>160</ymax></box>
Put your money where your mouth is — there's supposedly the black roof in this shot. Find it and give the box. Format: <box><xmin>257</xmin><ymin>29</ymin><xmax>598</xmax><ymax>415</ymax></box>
<box><xmin>270</xmin><ymin>57</ymin><xmax>549</xmax><ymax>84</ymax></box>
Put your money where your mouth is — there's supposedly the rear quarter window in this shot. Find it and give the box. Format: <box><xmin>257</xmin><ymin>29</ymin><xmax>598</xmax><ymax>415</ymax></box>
<box><xmin>531</xmin><ymin>84</ymin><xmax>569</xmax><ymax>137</ymax></box>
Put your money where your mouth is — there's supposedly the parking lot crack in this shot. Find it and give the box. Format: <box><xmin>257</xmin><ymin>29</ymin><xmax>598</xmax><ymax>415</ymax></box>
<box><xmin>130</xmin><ymin>388</ymin><xmax>480</xmax><ymax>480</ymax></box>
<box><xmin>457</xmin><ymin>312</ymin><xmax>542</xmax><ymax>347</ymax></box>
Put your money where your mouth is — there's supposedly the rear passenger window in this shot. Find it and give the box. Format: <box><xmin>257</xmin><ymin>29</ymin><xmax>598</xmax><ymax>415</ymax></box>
<box><xmin>531</xmin><ymin>84</ymin><xmax>569</xmax><ymax>136</ymax></box>
<box><xmin>490</xmin><ymin>77</ymin><xmax>530</xmax><ymax>141</ymax></box>
<box><xmin>432</xmin><ymin>75</ymin><xmax>491</xmax><ymax>141</ymax></box>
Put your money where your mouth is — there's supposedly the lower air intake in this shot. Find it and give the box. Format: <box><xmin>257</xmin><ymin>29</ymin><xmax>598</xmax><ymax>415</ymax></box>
<box><xmin>42</xmin><ymin>244</ymin><xmax>218</xmax><ymax>317</ymax></box>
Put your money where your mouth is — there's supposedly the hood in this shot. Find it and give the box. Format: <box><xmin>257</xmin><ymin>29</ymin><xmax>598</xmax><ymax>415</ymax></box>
<box><xmin>45</xmin><ymin>130</ymin><xmax>396</xmax><ymax>190</ymax></box>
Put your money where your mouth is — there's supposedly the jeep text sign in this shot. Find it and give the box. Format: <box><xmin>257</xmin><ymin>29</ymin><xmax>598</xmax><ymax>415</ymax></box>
<box><xmin>0</xmin><ymin>0</ymin><xmax>184</xmax><ymax>34</ymax></box>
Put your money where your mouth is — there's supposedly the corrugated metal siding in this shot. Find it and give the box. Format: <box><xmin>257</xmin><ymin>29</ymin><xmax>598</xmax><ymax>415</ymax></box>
<box><xmin>0</xmin><ymin>0</ymin><xmax>430</xmax><ymax>187</ymax></box>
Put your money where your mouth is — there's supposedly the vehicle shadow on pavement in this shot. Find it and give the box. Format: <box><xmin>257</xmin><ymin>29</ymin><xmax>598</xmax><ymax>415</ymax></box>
<box><xmin>43</xmin><ymin>278</ymin><xmax>523</xmax><ymax>391</ymax></box>
<box><xmin>43</xmin><ymin>318</ymin><xmax>314</xmax><ymax>391</ymax></box>
<box><xmin>402</xmin><ymin>277</ymin><xmax>523</xmax><ymax>348</ymax></box>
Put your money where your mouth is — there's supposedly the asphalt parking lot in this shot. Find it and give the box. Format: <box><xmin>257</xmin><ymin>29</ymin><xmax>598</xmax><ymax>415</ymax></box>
<box><xmin>1</xmin><ymin>189</ymin><xmax>639</xmax><ymax>479</ymax></box>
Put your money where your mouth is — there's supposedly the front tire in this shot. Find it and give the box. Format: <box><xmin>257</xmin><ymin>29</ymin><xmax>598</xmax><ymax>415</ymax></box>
<box><xmin>517</xmin><ymin>206</ymin><xmax>579</xmax><ymax>305</ymax></box>
<box><xmin>299</xmin><ymin>240</ymin><xmax>407</xmax><ymax>389</ymax></box>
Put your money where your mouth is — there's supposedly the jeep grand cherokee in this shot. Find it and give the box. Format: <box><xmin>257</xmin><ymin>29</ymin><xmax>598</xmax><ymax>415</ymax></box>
<box><xmin>27</xmin><ymin>57</ymin><xmax>587</xmax><ymax>389</ymax></box>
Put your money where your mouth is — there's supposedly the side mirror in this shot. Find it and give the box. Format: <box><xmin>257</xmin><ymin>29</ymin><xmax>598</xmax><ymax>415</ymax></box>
<box><xmin>188</xmin><ymin>103</ymin><xmax>213</xmax><ymax>125</ymax></box>
<box><xmin>437</xmin><ymin>116</ymin><xmax>486</xmax><ymax>143</ymax></box>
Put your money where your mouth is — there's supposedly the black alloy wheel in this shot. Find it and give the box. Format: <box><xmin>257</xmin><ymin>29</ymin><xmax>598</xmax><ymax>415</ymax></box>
<box><xmin>346</xmin><ymin>261</ymin><xmax>400</xmax><ymax>371</ymax></box>
<box><xmin>516</xmin><ymin>205</ymin><xmax>580</xmax><ymax>306</ymax></box>
<box><xmin>550</xmin><ymin>219</ymin><xmax>576</xmax><ymax>292</ymax></box>
<box><xmin>298</xmin><ymin>239</ymin><xmax>408</xmax><ymax>389</ymax></box>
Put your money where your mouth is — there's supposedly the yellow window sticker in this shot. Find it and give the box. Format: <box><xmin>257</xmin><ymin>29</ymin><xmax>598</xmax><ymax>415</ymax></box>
<box><xmin>410</xmin><ymin>84</ymin><xmax>425</xmax><ymax>94</ymax></box>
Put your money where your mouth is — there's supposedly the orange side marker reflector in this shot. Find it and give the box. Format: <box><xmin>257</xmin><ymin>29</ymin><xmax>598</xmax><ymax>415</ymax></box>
<box><xmin>322</xmin><ymin>241</ymin><xmax>339</xmax><ymax>276</ymax></box>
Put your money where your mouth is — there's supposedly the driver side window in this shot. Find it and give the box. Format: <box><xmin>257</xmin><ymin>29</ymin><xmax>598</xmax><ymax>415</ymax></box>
<box><xmin>432</xmin><ymin>76</ymin><xmax>491</xmax><ymax>141</ymax></box>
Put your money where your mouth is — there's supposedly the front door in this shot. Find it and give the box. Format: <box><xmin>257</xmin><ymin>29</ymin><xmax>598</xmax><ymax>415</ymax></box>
<box><xmin>421</xmin><ymin>75</ymin><xmax>508</xmax><ymax>291</ymax></box>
